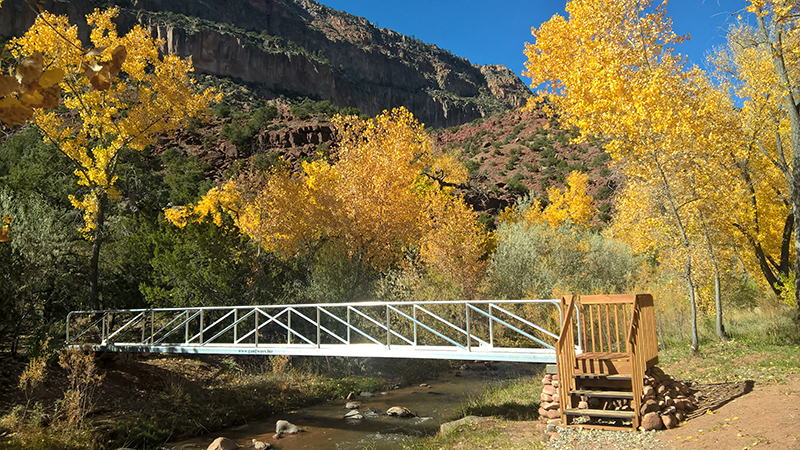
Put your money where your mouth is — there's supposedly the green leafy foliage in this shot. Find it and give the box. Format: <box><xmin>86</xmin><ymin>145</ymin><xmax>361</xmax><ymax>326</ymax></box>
<box><xmin>489</xmin><ymin>220</ymin><xmax>640</xmax><ymax>299</ymax></box>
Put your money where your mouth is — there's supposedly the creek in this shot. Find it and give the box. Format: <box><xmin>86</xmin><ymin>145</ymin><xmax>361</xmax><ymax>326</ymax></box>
<box><xmin>168</xmin><ymin>361</ymin><xmax>542</xmax><ymax>450</ymax></box>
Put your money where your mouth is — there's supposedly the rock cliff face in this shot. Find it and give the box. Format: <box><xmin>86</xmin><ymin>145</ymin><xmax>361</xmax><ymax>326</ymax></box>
<box><xmin>0</xmin><ymin>0</ymin><xmax>531</xmax><ymax>127</ymax></box>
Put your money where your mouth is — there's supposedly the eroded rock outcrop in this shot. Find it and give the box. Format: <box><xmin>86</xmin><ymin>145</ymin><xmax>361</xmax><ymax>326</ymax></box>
<box><xmin>0</xmin><ymin>0</ymin><xmax>532</xmax><ymax>128</ymax></box>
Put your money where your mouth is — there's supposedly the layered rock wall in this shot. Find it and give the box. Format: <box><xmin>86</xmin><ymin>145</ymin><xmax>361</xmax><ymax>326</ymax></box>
<box><xmin>0</xmin><ymin>0</ymin><xmax>532</xmax><ymax>128</ymax></box>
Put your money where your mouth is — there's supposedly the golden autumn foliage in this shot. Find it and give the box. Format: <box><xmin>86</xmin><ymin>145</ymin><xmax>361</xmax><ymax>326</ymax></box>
<box><xmin>168</xmin><ymin>107</ymin><xmax>487</xmax><ymax>293</ymax></box>
<box><xmin>4</xmin><ymin>8</ymin><xmax>218</xmax><ymax>236</ymax></box>
<box><xmin>500</xmin><ymin>170</ymin><xmax>594</xmax><ymax>230</ymax></box>
<box><xmin>524</xmin><ymin>0</ymin><xmax>757</xmax><ymax>349</ymax></box>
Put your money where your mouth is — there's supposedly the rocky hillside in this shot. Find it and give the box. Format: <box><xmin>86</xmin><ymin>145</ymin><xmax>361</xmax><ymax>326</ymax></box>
<box><xmin>148</xmin><ymin>96</ymin><xmax>619</xmax><ymax>224</ymax></box>
<box><xmin>0</xmin><ymin>0</ymin><xmax>531</xmax><ymax>128</ymax></box>
<box><xmin>432</xmin><ymin>106</ymin><xmax>620</xmax><ymax>223</ymax></box>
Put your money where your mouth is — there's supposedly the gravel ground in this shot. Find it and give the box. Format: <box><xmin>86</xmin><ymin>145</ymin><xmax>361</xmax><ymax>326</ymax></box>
<box><xmin>546</xmin><ymin>425</ymin><xmax>666</xmax><ymax>450</ymax></box>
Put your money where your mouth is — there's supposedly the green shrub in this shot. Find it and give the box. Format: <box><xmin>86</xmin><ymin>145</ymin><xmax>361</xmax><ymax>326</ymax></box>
<box><xmin>504</xmin><ymin>174</ymin><xmax>529</xmax><ymax>196</ymax></box>
<box><xmin>591</xmin><ymin>153</ymin><xmax>611</xmax><ymax>166</ymax></box>
<box><xmin>214</xmin><ymin>104</ymin><xmax>231</xmax><ymax>118</ymax></box>
<box><xmin>596</xmin><ymin>186</ymin><xmax>613</xmax><ymax>200</ymax></box>
<box><xmin>505</xmin><ymin>155</ymin><xmax>519</xmax><ymax>171</ymax></box>
<box><xmin>599</xmin><ymin>167</ymin><xmax>611</xmax><ymax>177</ymax></box>
<box><xmin>220</xmin><ymin>121</ymin><xmax>255</xmax><ymax>152</ymax></box>
<box><xmin>340</xmin><ymin>106</ymin><xmax>361</xmax><ymax>117</ymax></box>
<box><xmin>489</xmin><ymin>219</ymin><xmax>640</xmax><ymax>299</ymax></box>
<box><xmin>251</xmin><ymin>105</ymin><xmax>279</xmax><ymax>127</ymax></box>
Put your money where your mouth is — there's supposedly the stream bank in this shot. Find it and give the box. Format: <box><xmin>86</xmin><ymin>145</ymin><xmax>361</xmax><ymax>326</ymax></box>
<box><xmin>168</xmin><ymin>361</ymin><xmax>543</xmax><ymax>450</ymax></box>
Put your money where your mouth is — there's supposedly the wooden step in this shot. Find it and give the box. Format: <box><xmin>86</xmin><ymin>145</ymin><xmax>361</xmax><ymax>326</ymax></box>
<box><xmin>576</xmin><ymin>351</ymin><xmax>628</xmax><ymax>361</ymax></box>
<box><xmin>569</xmin><ymin>389</ymin><xmax>634</xmax><ymax>399</ymax></box>
<box><xmin>572</xmin><ymin>373</ymin><xmax>631</xmax><ymax>381</ymax></box>
<box><xmin>563</xmin><ymin>408</ymin><xmax>636</xmax><ymax>419</ymax></box>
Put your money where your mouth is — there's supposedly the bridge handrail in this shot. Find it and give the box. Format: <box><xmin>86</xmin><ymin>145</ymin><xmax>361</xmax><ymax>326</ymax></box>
<box><xmin>65</xmin><ymin>299</ymin><xmax>574</xmax><ymax>364</ymax></box>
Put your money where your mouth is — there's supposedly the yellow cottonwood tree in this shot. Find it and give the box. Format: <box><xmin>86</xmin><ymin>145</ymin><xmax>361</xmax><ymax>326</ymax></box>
<box><xmin>709</xmin><ymin>8</ymin><xmax>800</xmax><ymax>316</ymax></box>
<box><xmin>500</xmin><ymin>170</ymin><xmax>595</xmax><ymax>230</ymax></box>
<box><xmin>3</xmin><ymin>8</ymin><xmax>217</xmax><ymax>308</ymax></box>
<box><xmin>524</xmin><ymin>0</ymin><xmax>750</xmax><ymax>351</ymax></box>
<box><xmin>168</xmin><ymin>107</ymin><xmax>487</xmax><ymax>296</ymax></box>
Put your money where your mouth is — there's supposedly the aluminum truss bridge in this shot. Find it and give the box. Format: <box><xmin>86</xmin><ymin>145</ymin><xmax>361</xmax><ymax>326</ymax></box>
<box><xmin>66</xmin><ymin>300</ymin><xmax>575</xmax><ymax>364</ymax></box>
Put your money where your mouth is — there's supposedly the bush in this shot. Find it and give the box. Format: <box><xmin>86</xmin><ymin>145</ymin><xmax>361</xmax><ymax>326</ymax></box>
<box><xmin>340</xmin><ymin>106</ymin><xmax>361</xmax><ymax>117</ymax></box>
<box><xmin>591</xmin><ymin>153</ymin><xmax>611</xmax><ymax>167</ymax></box>
<box><xmin>290</xmin><ymin>99</ymin><xmax>339</xmax><ymax>119</ymax></box>
<box><xmin>489</xmin><ymin>221</ymin><xmax>640</xmax><ymax>299</ymax></box>
<box><xmin>596</xmin><ymin>186</ymin><xmax>613</xmax><ymax>200</ymax></box>
<box><xmin>504</xmin><ymin>174</ymin><xmax>529</xmax><ymax>196</ymax></box>
<box><xmin>251</xmin><ymin>105</ymin><xmax>279</xmax><ymax>127</ymax></box>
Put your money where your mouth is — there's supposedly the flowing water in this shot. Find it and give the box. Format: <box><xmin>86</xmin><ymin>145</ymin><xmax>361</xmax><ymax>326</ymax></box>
<box><xmin>169</xmin><ymin>361</ymin><xmax>542</xmax><ymax>450</ymax></box>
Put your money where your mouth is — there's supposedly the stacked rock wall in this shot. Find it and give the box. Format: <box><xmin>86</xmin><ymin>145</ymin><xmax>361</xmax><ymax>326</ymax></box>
<box><xmin>539</xmin><ymin>365</ymin><xmax>699</xmax><ymax>431</ymax></box>
<box><xmin>538</xmin><ymin>371</ymin><xmax>562</xmax><ymax>420</ymax></box>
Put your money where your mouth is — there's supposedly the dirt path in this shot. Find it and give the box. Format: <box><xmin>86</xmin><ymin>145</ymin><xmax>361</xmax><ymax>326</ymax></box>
<box><xmin>659</xmin><ymin>374</ymin><xmax>800</xmax><ymax>450</ymax></box>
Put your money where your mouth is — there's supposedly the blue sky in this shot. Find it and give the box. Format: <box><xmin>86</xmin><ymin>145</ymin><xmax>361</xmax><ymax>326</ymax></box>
<box><xmin>317</xmin><ymin>0</ymin><xmax>749</xmax><ymax>85</ymax></box>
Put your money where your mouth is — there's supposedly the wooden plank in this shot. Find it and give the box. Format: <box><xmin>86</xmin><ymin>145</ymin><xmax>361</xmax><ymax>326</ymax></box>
<box><xmin>589</xmin><ymin>304</ymin><xmax>596</xmax><ymax>352</ymax></box>
<box><xmin>580</xmin><ymin>294</ymin><xmax>636</xmax><ymax>305</ymax></box>
<box><xmin>562</xmin><ymin>408</ymin><xmax>636</xmax><ymax>419</ymax></box>
<box><xmin>573</xmin><ymin>373</ymin><xmax>632</xmax><ymax>381</ymax></box>
<box><xmin>576</xmin><ymin>352</ymin><xmax>628</xmax><ymax>360</ymax></box>
<box><xmin>562</xmin><ymin>423</ymin><xmax>636</xmax><ymax>431</ymax></box>
<box><xmin>605</xmin><ymin>304</ymin><xmax>612</xmax><ymax>353</ymax></box>
<box><xmin>568</xmin><ymin>389</ymin><xmax>634</xmax><ymax>399</ymax></box>
<box><xmin>613</xmin><ymin>304</ymin><xmax>620</xmax><ymax>352</ymax></box>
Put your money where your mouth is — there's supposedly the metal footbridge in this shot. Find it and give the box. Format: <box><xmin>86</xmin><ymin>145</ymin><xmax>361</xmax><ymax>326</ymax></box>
<box><xmin>66</xmin><ymin>299</ymin><xmax>576</xmax><ymax>364</ymax></box>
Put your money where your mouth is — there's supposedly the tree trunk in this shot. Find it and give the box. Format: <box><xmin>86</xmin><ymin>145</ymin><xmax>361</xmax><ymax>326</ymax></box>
<box><xmin>699</xmin><ymin>216</ymin><xmax>728</xmax><ymax>343</ymax></box>
<box><xmin>686</xmin><ymin>255</ymin><xmax>699</xmax><ymax>355</ymax></box>
<box><xmin>89</xmin><ymin>192</ymin><xmax>108</xmax><ymax>311</ymax></box>
<box><xmin>757</xmin><ymin>10</ymin><xmax>800</xmax><ymax>325</ymax></box>
<box><xmin>714</xmin><ymin>270</ymin><xmax>727</xmax><ymax>342</ymax></box>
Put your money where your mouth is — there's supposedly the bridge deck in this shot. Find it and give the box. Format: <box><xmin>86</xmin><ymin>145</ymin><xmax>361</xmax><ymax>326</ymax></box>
<box><xmin>77</xmin><ymin>343</ymin><xmax>557</xmax><ymax>363</ymax></box>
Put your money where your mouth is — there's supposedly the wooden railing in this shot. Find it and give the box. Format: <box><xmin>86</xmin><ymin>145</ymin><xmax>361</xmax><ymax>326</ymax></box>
<box><xmin>556</xmin><ymin>295</ymin><xmax>578</xmax><ymax>419</ymax></box>
<box><xmin>557</xmin><ymin>294</ymin><xmax>657</xmax><ymax>428</ymax></box>
<box><xmin>578</xmin><ymin>294</ymin><xmax>657</xmax><ymax>364</ymax></box>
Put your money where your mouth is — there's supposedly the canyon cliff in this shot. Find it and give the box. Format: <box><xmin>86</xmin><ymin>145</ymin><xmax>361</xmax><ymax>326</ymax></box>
<box><xmin>0</xmin><ymin>0</ymin><xmax>532</xmax><ymax>127</ymax></box>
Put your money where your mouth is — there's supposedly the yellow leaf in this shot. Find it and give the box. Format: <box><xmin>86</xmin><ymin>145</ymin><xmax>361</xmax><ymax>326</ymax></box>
<box><xmin>38</xmin><ymin>68</ymin><xmax>64</xmax><ymax>88</ymax></box>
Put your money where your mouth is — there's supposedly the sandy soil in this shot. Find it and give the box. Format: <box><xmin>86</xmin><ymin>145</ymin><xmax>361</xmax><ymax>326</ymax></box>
<box><xmin>659</xmin><ymin>374</ymin><xmax>800</xmax><ymax>450</ymax></box>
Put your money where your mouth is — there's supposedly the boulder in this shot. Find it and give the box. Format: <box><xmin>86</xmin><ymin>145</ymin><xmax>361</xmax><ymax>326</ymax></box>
<box><xmin>275</xmin><ymin>420</ymin><xmax>302</xmax><ymax>436</ymax></box>
<box><xmin>543</xmin><ymin>385</ymin><xmax>557</xmax><ymax>396</ymax></box>
<box><xmin>538</xmin><ymin>407</ymin><xmax>561</xmax><ymax>419</ymax></box>
<box><xmin>661</xmin><ymin>412</ymin><xmax>678</xmax><ymax>429</ymax></box>
<box><xmin>363</xmin><ymin>408</ymin><xmax>381</xmax><ymax>419</ymax></box>
<box><xmin>641</xmin><ymin>412</ymin><xmax>663</xmax><ymax>431</ymax></box>
<box><xmin>207</xmin><ymin>437</ymin><xmax>239</xmax><ymax>450</ymax></box>
<box><xmin>640</xmin><ymin>399</ymin><xmax>659</xmax><ymax>415</ymax></box>
<box><xmin>344</xmin><ymin>410</ymin><xmax>364</xmax><ymax>420</ymax></box>
<box><xmin>440</xmin><ymin>415</ymin><xmax>490</xmax><ymax>434</ymax></box>
<box><xmin>359</xmin><ymin>392</ymin><xmax>375</xmax><ymax>398</ymax></box>
<box><xmin>345</xmin><ymin>401</ymin><xmax>361</xmax><ymax>409</ymax></box>
<box><xmin>252</xmin><ymin>440</ymin><xmax>272</xmax><ymax>450</ymax></box>
<box><xmin>386</xmin><ymin>406</ymin><xmax>415</xmax><ymax>417</ymax></box>
<box><xmin>542</xmin><ymin>401</ymin><xmax>560</xmax><ymax>411</ymax></box>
